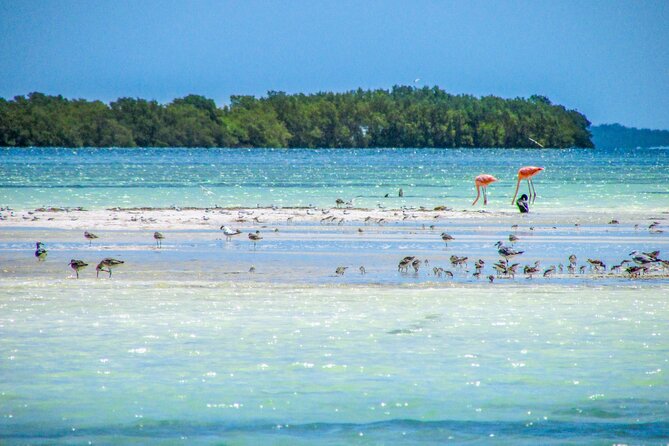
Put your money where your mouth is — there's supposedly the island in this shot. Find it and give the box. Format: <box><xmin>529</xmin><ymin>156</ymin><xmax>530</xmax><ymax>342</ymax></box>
<box><xmin>0</xmin><ymin>86</ymin><xmax>593</xmax><ymax>148</ymax></box>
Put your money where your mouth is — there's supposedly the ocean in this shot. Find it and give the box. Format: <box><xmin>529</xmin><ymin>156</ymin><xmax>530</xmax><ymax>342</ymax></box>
<box><xmin>1</xmin><ymin>147</ymin><xmax>668</xmax><ymax>445</ymax></box>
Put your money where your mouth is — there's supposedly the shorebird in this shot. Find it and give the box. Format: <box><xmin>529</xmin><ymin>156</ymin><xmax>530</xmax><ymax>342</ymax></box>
<box><xmin>629</xmin><ymin>250</ymin><xmax>660</xmax><ymax>267</ymax></box>
<box><xmin>495</xmin><ymin>241</ymin><xmax>524</xmax><ymax>260</ymax></box>
<box><xmin>249</xmin><ymin>265</ymin><xmax>256</xmax><ymax>273</ymax></box>
<box><xmin>511</xmin><ymin>166</ymin><xmax>544</xmax><ymax>204</ymax></box>
<box><xmin>359</xmin><ymin>266</ymin><xmax>366</xmax><ymax>274</ymax></box>
<box><xmin>472</xmin><ymin>174</ymin><xmax>498</xmax><ymax>206</ymax></box>
<box><xmin>488</xmin><ymin>275</ymin><xmax>495</xmax><ymax>283</ymax></box>
<box><xmin>96</xmin><ymin>258</ymin><xmax>124</xmax><ymax>278</ymax></box>
<box><xmin>508</xmin><ymin>234</ymin><xmax>519</xmax><ymax>244</ymax></box>
<box><xmin>568</xmin><ymin>254</ymin><xmax>577</xmax><ymax>267</ymax></box>
<box><xmin>450</xmin><ymin>255</ymin><xmax>468</xmax><ymax>267</ymax></box>
<box><xmin>524</xmin><ymin>264</ymin><xmax>540</xmax><ymax>278</ymax></box>
<box><xmin>248</xmin><ymin>231</ymin><xmax>263</xmax><ymax>250</ymax></box>
<box><xmin>610</xmin><ymin>260</ymin><xmax>631</xmax><ymax>274</ymax></box>
<box><xmin>220</xmin><ymin>225</ymin><xmax>242</xmax><ymax>241</ymax></box>
<box><xmin>440</xmin><ymin>232</ymin><xmax>454</xmax><ymax>245</ymax></box>
<box><xmin>626</xmin><ymin>265</ymin><xmax>647</xmax><ymax>278</ymax></box>
<box><xmin>587</xmin><ymin>259</ymin><xmax>606</xmax><ymax>272</ymax></box>
<box><xmin>335</xmin><ymin>266</ymin><xmax>348</xmax><ymax>276</ymax></box>
<box><xmin>398</xmin><ymin>256</ymin><xmax>415</xmax><ymax>272</ymax></box>
<box><xmin>411</xmin><ymin>258</ymin><xmax>422</xmax><ymax>273</ymax></box>
<box><xmin>543</xmin><ymin>266</ymin><xmax>556</xmax><ymax>278</ymax></box>
<box><xmin>579</xmin><ymin>265</ymin><xmax>587</xmax><ymax>274</ymax></box>
<box><xmin>335</xmin><ymin>198</ymin><xmax>345</xmax><ymax>208</ymax></box>
<box><xmin>153</xmin><ymin>231</ymin><xmax>165</xmax><ymax>248</ymax></box>
<box><xmin>34</xmin><ymin>242</ymin><xmax>47</xmax><ymax>261</ymax></box>
<box><xmin>84</xmin><ymin>231</ymin><xmax>99</xmax><ymax>246</ymax></box>
<box><xmin>69</xmin><ymin>259</ymin><xmax>88</xmax><ymax>278</ymax></box>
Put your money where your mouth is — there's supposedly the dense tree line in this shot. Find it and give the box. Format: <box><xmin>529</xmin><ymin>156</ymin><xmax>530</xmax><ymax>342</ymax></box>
<box><xmin>0</xmin><ymin>87</ymin><xmax>593</xmax><ymax>148</ymax></box>
<box><xmin>590</xmin><ymin>123</ymin><xmax>669</xmax><ymax>148</ymax></box>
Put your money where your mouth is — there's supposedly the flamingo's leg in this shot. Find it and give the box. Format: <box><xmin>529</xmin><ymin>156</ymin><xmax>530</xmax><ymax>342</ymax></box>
<box><xmin>511</xmin><ymin>178</ymin><xmax>522</xmax><ymax>205</ymax></box>
<box><xmin>472</xmin><ymin>185</ymin><xmax>481</xmax><ymax>205</ymax></box>
<box><xmin>530</xmin><ymin>179</ymin><xmax>537</xmax><ymax>203</ymax></box>
<box><xmin>483</xmin><ymin>186</ymin><xmax>488</xmax><ymax>205</ymax></box>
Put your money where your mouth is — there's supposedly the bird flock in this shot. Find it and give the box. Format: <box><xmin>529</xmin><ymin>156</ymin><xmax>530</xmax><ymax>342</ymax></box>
<box><xmin>26</xmin><ymin>210</ymin><xmax>668</xmax><ymax>283</ymax></box>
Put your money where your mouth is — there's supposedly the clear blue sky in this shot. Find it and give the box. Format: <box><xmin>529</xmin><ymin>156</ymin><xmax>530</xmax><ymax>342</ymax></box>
<box><xmin>1</xmin><ymin>0</ymin><xmax>668</xmax><ymax>129</ymax></box>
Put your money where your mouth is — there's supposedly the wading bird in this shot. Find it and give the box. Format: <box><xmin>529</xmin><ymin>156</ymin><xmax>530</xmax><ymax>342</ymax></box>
<box><xmin>220</xmin><ymin>225</ymin><xmax>242</xmax><ymax>241</ymax></box>
<box><xmin>248</xmin><ymin>231</ymin><xmax>263</xmax><ymax>250</ymax></box>
<box><xmin>69</xmin><ymin>259</ymin><xmax>88</xmax><ymax>278</ymax></box>
<box><xmin>84</xmin><ymin>231</ymin><xmax>99</xmax><ymax>246</ymax></box>
<box><xmin>96</xmin><ymin>258</ymin><xmax>124</xmax><ymax>278</ymax></box>
<box><xmin>472</xmin><ymin>174</ymin><xmax>498</xmax><ymax>206</ymax></box>
<box><xmin>35</xmin><ymin>242</ymin><xmax>47</xmax><ymax>261</ymax></box>
<box><xmin>511</xmin><ymin>166</ymin><xmax>544</xmax><ymax>205</ymax></box>
<box><xmin>153</xmin><ymin>231</ymin><xmax>164</xmax><ymax>248</ymax></box>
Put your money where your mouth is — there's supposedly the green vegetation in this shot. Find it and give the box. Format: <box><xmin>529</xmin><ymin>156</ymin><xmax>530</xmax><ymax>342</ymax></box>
<box><xmin>0</xmin><ymin>87</ymin><xmax>593</xmax><ymax>148</ymax></box>
<box><xmin>590</xmin><ymin>123</ymin><xmax>669</xmax><ymax>148</ymax></box>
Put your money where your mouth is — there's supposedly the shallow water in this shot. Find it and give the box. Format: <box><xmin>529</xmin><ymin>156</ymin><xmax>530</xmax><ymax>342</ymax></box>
<box><xmin>1</xmin><ymin>147</ymin><xmax>668</xmax><ymax>212</ymax></box>
<box><xmin>1</xmin><ymin>147</ymin><xmax>668</xmax><ymax>444</ymax></box>
<box><xmin>1</xmin><ymin>281</ymin><xmax>668</xmax><ymax>444</ymax></box>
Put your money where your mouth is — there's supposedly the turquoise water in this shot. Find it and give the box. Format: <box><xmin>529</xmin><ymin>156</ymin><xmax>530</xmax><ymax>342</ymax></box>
<box><xmin>1</xmin><ymin>282</ymin><xmax>668</xmax><ymax>444</ymax></box>
<box><xmin>1</xmin><ymin>147</ymin><xmax>668</xmax><ymax>444</ymax></box>
<box><xmin>1</xmin><ymin>147</ymin><xmax>668</xmax><ymax>212</ymax></box>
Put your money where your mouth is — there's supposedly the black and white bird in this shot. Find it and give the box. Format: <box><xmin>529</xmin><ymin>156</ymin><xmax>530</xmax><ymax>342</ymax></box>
<box><xmin>153</xmin><ymin>231</ymin><xmax>165</xmax><ymax>248</ymax></box>
<box><xmin>495</xmin><ymin>241</ymin><xmax>524</xmax><ymax>260</ymax></box>
<box><xmin>220</xmin><ymin>225</ymin><xmax>242</xmax><ymax>241</ymax></box>
<box><xmin>35</xmin><ymin>241</ymin><xmax>47</xmax><ymax>261</ymax></box>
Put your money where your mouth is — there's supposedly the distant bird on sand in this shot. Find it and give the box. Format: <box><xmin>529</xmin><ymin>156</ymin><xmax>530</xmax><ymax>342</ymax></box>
<box><xmin>335</xmin><ymin>198</ymin><xmax>345</xmax><ymax>207</ymax></box>
<box><xmin>472</xmin><ymin>174</ymin><xmax>498</xmax><ymax>206</ymax></box>
<box><xmin>35</xmin><ymin>242</ymin><xmax>47</xmax><ymax>261</ymax></box>
<box><xmin>84</xmin><ymin>231</ymin><xmax>99</xmax><ymax>246</ymax></box>
<box><xmin>69</xmin><ymin>259</ymin><xmax>88</xmax><ymax>278</ymax></box>
<box><xmin>511</xmin><ymin>166</ymin><xmax>544</xmax><ymax>205</ymax></box>
<box><xmin>153</xmin><ymin>231</ymin><xmax>165</xmax><ymax>248</ymax></box>
<box><xmin>495</xmin><ymin>241</ymin><xmax>524</xmax><ymax>260</ymax></box>
<box><xmin>220</xmin><ymin>225</ymin><xmax>242</xmax><ymax>241</ymax></box>
<box><xmin>509</xmin><ymin>234</ymin><xmax>519</xmax><ymax>244</ymax></box>
<box><xmin>248</xmin><ymin>230</ymin><xmax>263</xmax><ymax>249</ymax></box>
<box><xmin>96</xmin><ymin>258</ymin><xmax>124</xmax><ymax>278</ymax></box>
<box><xmin>335</xmin><ymin>266</ymin><xmax>348</xmax><ymax>276</ymax></box>
<box><xmin>440</xmin><ymin>232</ymin><xmax>454</xmax><ymax>245</ymax></box>
<box><xmin>359</xmin><ymin>266</ymin><xmax>366</xmax><ymax>274</ymax></box>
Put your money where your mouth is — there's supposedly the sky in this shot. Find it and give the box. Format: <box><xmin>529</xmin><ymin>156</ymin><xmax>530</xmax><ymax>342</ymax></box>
<box><xmin>1</xmin><ymin>0</ymin><xmax>668</xmax><ymax>129</ymax></box>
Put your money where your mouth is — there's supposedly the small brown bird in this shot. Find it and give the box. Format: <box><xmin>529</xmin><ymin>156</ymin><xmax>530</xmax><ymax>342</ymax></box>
<box><xmin>69</xmin><ymin>259</ymin><xmax>88</xmax><ymax>278</ymax></box>
<box><xmin>96</xmin><ymin>258</ymin><xmax>124</xmax><ymax>278</ymax></box>
<box><xmin>248</xmin><ymin>231</ymin><xmax>263</xmax><ymax>249</ymax></box>
<box><xmin>441</xmin><ymin>232</ymin><xmax>454</xmax><ymax>244</ymax></box>
<box><xmin>153</xmin><ymin>231</ymin><xmax>165</xmax><ymax>248</ymax></box>
<box><xmin>84</xmin><ymin>231</ymin><xmax>99</xmax><ymax>246</ymax></box>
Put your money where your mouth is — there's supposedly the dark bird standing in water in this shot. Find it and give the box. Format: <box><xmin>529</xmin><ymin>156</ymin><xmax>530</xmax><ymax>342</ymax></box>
<box><xmin>153</xmin><ymin>231</ymin><xmax>165</xmax><ymax>248</ymax></box>
<box><xmin>35</xmin><ymin>242</ymin><xmax>47</xmax><ymax>261</ymax></box>
<box><xmin>440</xmin><ymin>232</ymin><xmax>454</xmax><ymax>245</ymax></box>
<box><xmin>96</xmin><ymin>258</ymin><xmax>124</xmax><ymax>278</ymax></box>
<box><xmin>84</xmin><ymin>231</ymin><xmax>99</xmax><ymax>246</ymax></box>
<box><xmin>248</xmin><ymin>231</ymin><xmax>263</xmax><ymax>250</ymax></box>
<box><xmin>69</xmin><ymin>259</ymin><xmax>88</xmax><ymax>278</ymax></box>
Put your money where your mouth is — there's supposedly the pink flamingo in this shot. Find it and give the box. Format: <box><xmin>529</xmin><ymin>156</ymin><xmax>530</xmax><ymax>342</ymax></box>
<box><xmin>511</xmin><ymin>166</ymin><xmax>544</xmax><ymax>204</ymax></box>
<box><xmin>472</xmin><ymin>174</ymin><xmax>498</xmax><ymax>206</ymax></box>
